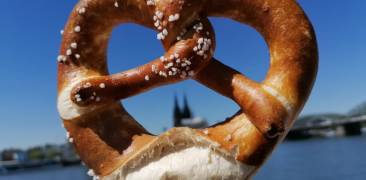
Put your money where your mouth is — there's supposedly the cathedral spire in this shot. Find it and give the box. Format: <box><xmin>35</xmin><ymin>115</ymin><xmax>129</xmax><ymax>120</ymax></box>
<box><xmin>173</xmin><ymin>94</ymin><xmax>182</xmax><ymax>127</ymax></box>
<box><xmin>182</xmin><ymin>94</ymin><xmax>192</xmax><ymax>119</ymax></box>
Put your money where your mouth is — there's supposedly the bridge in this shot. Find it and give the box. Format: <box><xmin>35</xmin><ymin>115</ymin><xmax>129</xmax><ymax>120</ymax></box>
<box><xmin>287</xmin><ymin>115</ymin><xmax>366</xmax><ymax>139</ymax></box>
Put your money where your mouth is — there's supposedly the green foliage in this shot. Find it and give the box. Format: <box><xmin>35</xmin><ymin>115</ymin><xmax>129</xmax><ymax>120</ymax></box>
<box><xmin>26</xmin><ymin>144</ymin><xmax>62</xmax><ymax>161</ymax></box>
<box><xmin>26</xmin><ymin>147</ymin><xmax>45</xmax><ymax>160</ymax></box>
<box><xmin>44</xmin><ymin>144</ymin><xmax>61</xmax><ymax>160</ymax></box>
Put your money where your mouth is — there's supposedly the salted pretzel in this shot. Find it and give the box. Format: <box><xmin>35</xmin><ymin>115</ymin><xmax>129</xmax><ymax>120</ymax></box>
<box><xmin>57</xmin><ymin>0</ymin><xmax>318</xmax><ymax>179</ymax></box>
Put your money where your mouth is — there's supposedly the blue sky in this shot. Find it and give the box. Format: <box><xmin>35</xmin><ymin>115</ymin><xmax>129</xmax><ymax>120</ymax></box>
<box><xmin>0</xmin><ymin>0</ymin><xmax>365</xmax><ymax>149</ymax></box>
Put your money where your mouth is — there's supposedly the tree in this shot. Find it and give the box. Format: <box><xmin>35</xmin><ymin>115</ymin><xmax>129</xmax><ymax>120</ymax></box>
<box><xmin>27</xmin><ymin>146</ymin><xmax>45</xmax><ymax>160</ymax></box>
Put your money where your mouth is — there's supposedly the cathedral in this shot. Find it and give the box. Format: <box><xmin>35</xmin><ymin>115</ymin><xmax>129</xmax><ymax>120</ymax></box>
<box><xmin>173</xmin><ymin>94</ymin><xmax>208</xmax><ymax>129</ymax></box>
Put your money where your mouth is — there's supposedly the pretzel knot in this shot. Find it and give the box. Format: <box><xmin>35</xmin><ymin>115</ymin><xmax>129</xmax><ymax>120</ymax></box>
<box><xmin>57</xmin><ymin>0</ymin><xmax>318</xmax><ymax>179</ymax></box>
<box><xmin>65</xmin><ymin>1</ymin><xmax>215</xmax><ymax>107</ymax></box>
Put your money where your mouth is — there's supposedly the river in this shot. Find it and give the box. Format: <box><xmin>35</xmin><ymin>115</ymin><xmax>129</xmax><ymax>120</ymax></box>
<box><xmin>1</xmin><ymin>135</ymin><xmax>365</xmax><ymax>180</ymax></box>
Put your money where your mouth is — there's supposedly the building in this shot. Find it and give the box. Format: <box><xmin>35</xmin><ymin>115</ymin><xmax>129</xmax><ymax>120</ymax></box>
<box><xmin>173</xmin><ymin>94</ymin><xmax>208</xmax><ymax>129</ymax></box>
<box><xmin>1</xmin><ymin>149</ymin><xmax>27</xmax><ymax>163</ymax></box>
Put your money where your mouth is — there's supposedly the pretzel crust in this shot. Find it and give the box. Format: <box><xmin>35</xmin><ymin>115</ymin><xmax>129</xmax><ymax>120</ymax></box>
<box><xmin>57</xmin><ymin>0</ymin><xmax>318</xmax><ymax>178</ymax></box>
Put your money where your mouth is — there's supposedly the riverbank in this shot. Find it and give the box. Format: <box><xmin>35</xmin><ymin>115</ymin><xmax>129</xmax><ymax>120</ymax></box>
<box><xmin>1</xmin><ymin>134</ymin><xmax>365</xmax><ymax>180</ymax></box>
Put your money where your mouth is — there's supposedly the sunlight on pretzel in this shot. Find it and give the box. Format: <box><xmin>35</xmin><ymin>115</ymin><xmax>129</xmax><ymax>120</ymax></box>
<box><xmin>57</xmin><ymin>0</ymin><xmax>318</xmax><ymax>179</ymax></box>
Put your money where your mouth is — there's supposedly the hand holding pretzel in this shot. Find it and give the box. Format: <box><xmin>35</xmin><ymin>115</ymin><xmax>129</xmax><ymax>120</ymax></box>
<box><xmin>57</xmin><ymin>0</ymin><xmax>318</xmax><ymax>179</ymax></box>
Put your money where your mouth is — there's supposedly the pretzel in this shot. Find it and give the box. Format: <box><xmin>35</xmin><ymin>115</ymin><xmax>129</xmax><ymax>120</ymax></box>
<box><xmin>57</xmin><ymin>0</ymin><xmax>318</xmax><ymax>179</ymax></box>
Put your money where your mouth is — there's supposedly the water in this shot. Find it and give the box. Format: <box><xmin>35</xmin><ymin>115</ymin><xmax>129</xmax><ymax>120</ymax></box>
<box><xmin>0</xmin><ymin>165</ymin><xmax>89</xmax><ymax>180</ymax></box>
<box><xmin>256</xmin><ymin>135</ymin><xmax>366</xmax><ymax>180</ymax></box>
<box><xmin>1</xmin><ymin>135</ymin><xmax>365</xmax><ymax>180</ymax></box>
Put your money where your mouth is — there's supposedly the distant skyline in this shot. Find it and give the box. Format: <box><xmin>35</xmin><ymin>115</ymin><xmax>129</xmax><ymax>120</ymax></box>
<box><xmin>0</xmin><ymin>0</ymin><xmax>365</xmax><ymax>149</ymax></box>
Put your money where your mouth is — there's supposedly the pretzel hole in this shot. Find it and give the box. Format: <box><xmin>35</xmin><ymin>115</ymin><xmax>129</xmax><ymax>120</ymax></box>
<box><xmin>109</xmin><ymin>20</ymin><xmax>266</xmax><ymax>132</ymax></box>
<box><xmin>101</xmin><ymin>19</ymin><xmax>270</xmax><ymax>133</ymax></box>
<box><xmin>210</xmin><ymin>18</ymin><xmax>269</xmax><ymax>82</ymax></box>
<box><xmin>107</xmin><ymin>24</ymin><xmax>164</xmax><ymax>74</ymax></box>
<box><xmin>101</xmin><ymin>24</ymin><xmax>212</xmax><ymax>133</ymax></box>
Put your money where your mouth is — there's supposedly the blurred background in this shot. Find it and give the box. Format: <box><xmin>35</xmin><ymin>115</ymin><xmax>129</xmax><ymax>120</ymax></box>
<box><xmin>0</xmin><ymin>0</ymin><xmax>365</xmax><ymax>179</ymax></box>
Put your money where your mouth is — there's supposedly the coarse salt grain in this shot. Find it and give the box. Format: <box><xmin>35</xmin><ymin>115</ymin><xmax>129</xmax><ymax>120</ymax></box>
<box><xmin>162</xmin><ymin>29</ymin><xmax>168</xmax><ymax>36</ymax></box>
<box><xmin>168</xmin><ymin>13</ymin><xmax>180</xmax><ymax>22</ymax></box>
<box><xmin>74</xmin><ymin>26</ymin><xmax>81</xmax><ymax>32</ymax></box>
<box><xmin>66</xmin><ymin>49</ymin><xmax>72</xmax><ymax>56</ymax></box>
<box><xmin>147</xmin><ymin>0</ymin><xmax>155</xmax><ymax>6</ymax></box>
<box><xmin>57</xmin><ymin>55</ymin><xmax>66</xmax><ymax>62</ymax></box>
<box><xmin>71</xmin><ymin>42</ymin><xmax>77</xmax><ymax>49</ymax></box>
<box><xmin>78</xmin><ymin>7</ymin><xmax>86</xmax><ymax>14</ymax></box>
<box><xmin>145</xmin><ymin>75</ymin><xmax>150</xmax><ymax>81</ymax></box>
